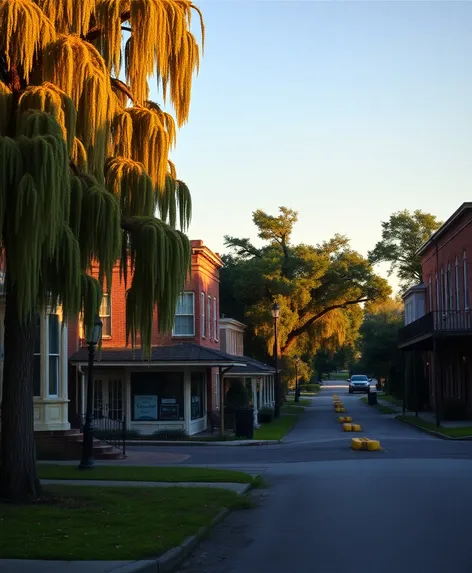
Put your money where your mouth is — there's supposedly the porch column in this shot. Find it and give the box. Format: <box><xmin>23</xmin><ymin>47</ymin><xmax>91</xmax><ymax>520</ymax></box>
<box><xmin>251</xmin><ymin>377</ymin><xmax>259</xmax><ymax>428</ymax></box>
<box><xmin>258</xmin><ymin>377</ymin><xmax>263</xmax><ymax>409</ymax></box>
<box><xmin>271</xmin><ymin>375</ymin><xmax>275</xmax><ymax>406</ymax></box>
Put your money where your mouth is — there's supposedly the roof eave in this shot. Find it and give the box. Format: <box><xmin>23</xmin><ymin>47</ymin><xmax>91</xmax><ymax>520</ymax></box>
<box><xmin>416</xmin><ymin>202</ymin><xmax>472</xmax><ymax>257</ymax></box>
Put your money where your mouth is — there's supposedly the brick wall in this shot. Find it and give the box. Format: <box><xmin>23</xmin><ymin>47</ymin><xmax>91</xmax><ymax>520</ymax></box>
<box><xmin>69</xmin><ymin>240</ymin><xmax>223</xmax><ymax>351</ymax></box>
<box><xmin>421</xmin><ymin>210</ymin><xmax>472</xmax><ymax>312</ymax></box>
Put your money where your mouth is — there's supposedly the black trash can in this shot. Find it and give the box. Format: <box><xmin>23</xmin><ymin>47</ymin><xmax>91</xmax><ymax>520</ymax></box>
<box><xmin>234</xmin><ymin>408</ymin><xmax>254</xmax><ymax>439</ymax></box>
<box><xmin>368</xmin><ymin>391</ymin><xmax>378</xmax><ymax>406</ymax></box>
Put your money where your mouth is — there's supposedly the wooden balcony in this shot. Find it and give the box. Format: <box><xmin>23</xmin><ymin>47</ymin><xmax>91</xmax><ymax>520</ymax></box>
<box><xmin>398</xmin><ymin>310</ymin><xmax>472</xmax><ymax>348</ymax></box>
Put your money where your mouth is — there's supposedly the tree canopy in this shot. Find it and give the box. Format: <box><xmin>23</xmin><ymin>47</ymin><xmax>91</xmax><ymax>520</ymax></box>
<box><xmin>354</xmin><ymin>298</ymin><xmax>403</xmax><ymax>390</ymax></box>
<box><xmin>220</xmin><ymin>207</ymin><xmax>390</xmax><ymax>380</ymax></box>
<box><xmin>368</xmin><ymin>210</ymin><xmax>441</xmax><ymax>292</ymax></box>
<box><xmin>0</xmin><ymin>0</ymin><xmax>204</xmax><ymax>500</ymax></box>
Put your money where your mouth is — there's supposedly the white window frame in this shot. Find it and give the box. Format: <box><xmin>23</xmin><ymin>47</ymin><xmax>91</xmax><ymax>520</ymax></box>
<box><xmin>201</xmin><ymin>291</ymin><xmax>205</xmax><ymax>338</ymax></box>
<box><xmin>464</xmin><ymin>251</ymin><xmax>469</xmax><ymax>309</ymax></box>
<box><xmin>208</xmin><ymin>295</ymin><xmax>212</xmax><ymax>340</ymax></box>
<box><xmin>47</xmin><ymin>313</ymin><xmax>60</xmax><ymax>398</ymax></box>
<box><xmin>435</xmin><ymin>272</ymin><xmax>439</xmax><ymax>311</ymax></box>
<box><xmin>99</xmin><ymin>293</ymin><xmax>112</xmax><ymax>338</ymax></box>
<box><xmin>213</xmin><ymin>297</ymin><xmax>218</xmax><ymax>342</ymax></box>
<box><xmin>455</xmin><ymin>256</ymin><xmax>460</xmax><ymax>310</ymax></box>
<box><xmin>172</xmin><ymin>292</ymin><xmax>195</xmax><ymax>337</ymax></box>
<box><xmin>447</xmin><ymin>264</ymin><xmax>453</xmax><ymax>311</ymax></box>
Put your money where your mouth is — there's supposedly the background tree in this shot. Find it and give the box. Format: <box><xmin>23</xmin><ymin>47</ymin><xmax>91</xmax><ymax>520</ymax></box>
<box><xmin>0</xmin><ymin>0</ymin><xmax>204</xmax><ymax>500</ymax></box>
<box><xmin>220</xmin><ymin>207</ymin><xmax>390</xmax><ymax>383</ymax></box>
<box><xmin>368</xmin><ymin>209</ymin><xmax>441</xmax><ymax>292</ymax></box>
<box><xmin>353</xmin><ymin>298</ymin><xmax>403</xmax><ymax>394</ymax></box>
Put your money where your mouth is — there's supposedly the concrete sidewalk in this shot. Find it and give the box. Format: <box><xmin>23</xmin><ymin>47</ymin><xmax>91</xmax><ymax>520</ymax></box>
<box><xmin>40</xmin><ymin>478</ymin><xmax>249</xmax><ymax>494</ymax></box>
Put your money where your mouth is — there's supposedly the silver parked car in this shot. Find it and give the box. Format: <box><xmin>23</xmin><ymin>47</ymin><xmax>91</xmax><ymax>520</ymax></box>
<box><xmin>348</xmin><ymin>374</ymin><xmax>372</xmax><ymax>394</ymax></box>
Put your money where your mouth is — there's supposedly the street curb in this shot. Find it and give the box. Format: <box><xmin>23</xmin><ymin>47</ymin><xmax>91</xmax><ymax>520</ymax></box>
<box><xmin>126</xmin><ymin>440</ymin><xmax>280</xmax><ymax>447</ymax></box>
<box><xmin>396</xmin><ymin>415</ymin><xmax>472</xmax><ymax>441</ymax></box>
<box><xmin>109</xmin><ymin>483</ymin><xmax>252</xmax><ymax>573</ymax></box>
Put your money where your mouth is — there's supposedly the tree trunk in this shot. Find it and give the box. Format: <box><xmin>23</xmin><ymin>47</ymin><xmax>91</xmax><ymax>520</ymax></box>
<box><xmin>0</xmin><ymin>280</ymin><xmax>41</xmax><ymax>501</ymax></box>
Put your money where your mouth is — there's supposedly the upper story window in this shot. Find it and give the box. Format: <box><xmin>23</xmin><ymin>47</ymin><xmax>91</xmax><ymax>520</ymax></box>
<box><xmin>173</xmin><ymin>292</ymin><xmax>195</xmax><ymax>337</ymax></box>
<box><xmin>440</xmin><ymin>268</ymin><xmax>445</xmax><ymax>311</ymax></box>
<box><xmin>201</xmin><ymin>292</ymin><xmax>205</xmax><ymax>337</ymax></box>
<box><xmin>464</xmin><ymin>251</ymin><xmax>469</xmax><ymax>310</ymax></box>
<box><xmin>208</xmin><ymin>295</ymin><xmax>211</xmax><ymax>340</ymax></box>
<box><xmin>213</xmin><ymin>298</ymin><xmax>218</xmax><ymax>342</ymax></box>
<box><xmin>435</xmin><ymin>272</ymin><xmax>439</xmax><ymax>311</ymax></box>
<box><xmin>428</xmin><ymin>276</ymin><xmax>433</xmax><ymax>312</ymax></box>
<box><xmin>99</xmin><ymin>294</ymin><xmax>111</xmax><ymax>337</ymax></box>
<box><xmin>455</xmin><ymin>256</ymin><xmax>460</xmax><ymax>310</ymax></box>
<box><xmin>447</xmin><ymin>264</ymin><xmax>453</xmax><ymax>311</ymax></box>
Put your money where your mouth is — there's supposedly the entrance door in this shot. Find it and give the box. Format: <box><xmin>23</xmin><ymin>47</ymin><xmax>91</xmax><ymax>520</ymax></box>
<box><xmin>93</xmin><ymin>376</ymin><xmax>124</xmax><ymax>421</ymax></box>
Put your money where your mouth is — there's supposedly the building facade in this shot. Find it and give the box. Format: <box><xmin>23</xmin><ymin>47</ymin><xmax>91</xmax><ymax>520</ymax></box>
<box><xmin>399</xmin><ymin>203</ymin><xmax>472</xmax><ymax>422</ymax></box>
<box><xmin>68</xmin><ymin>241</ymin><xmax>245</xmax><ymax>437</ymax></box>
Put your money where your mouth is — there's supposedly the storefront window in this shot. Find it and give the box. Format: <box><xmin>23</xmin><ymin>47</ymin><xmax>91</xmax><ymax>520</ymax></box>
<box><xmin>131</xmin><ymin>372</ymin><xmax>184</xmax><ymax>421</ymax></box>
<box><xmin>191</xmin><ymin>372</ymin><xmax>205</xmax><ymax>420</ymax></box>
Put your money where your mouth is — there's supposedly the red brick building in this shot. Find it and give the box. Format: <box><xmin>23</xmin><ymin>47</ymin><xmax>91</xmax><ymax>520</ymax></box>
<box><xmin>68</xmin><ymin>240</ymin><xmax>247</xmax><ymax>436</ymax></box>
<box><xmin>399</xmin><ymin>203</ymin><xmax>472</xmax><ymax>422</ymax></box>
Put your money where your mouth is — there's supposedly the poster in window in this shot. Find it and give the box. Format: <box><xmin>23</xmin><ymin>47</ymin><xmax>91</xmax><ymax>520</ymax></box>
<box><xmin>134</xmin><ymin>395</ymin><xmax>158</xmax><ymax>421</ymax></box>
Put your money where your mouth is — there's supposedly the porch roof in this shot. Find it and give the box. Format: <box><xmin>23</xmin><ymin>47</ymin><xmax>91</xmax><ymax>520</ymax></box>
<box><xmin>223</xmin><ymin>356</ymin><xmax>275</xmax><ymax>377</ymax></box>
<box><xmin>69</xmin><ymin>343</ymin><xmax>247</xmax><ymax>368</ymax></box>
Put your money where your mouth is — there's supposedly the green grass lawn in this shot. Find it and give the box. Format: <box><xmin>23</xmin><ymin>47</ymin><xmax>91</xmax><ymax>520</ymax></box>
<box><xmin>0</xmin><ymin>485</ymin><xmax>249</xmax><ymax>560</ymax></box>
<box><xmin>285</xmin><ymin>397</ymin><xmax>311</xmax><ymax>407</ymax></box>
<box><xmin>281</xmin><ymin>405</ymin><xmax>305</xmax><ymax>414</ymax></box>
<box><xmin>397</xmin><ymin>415</ymin><xmax>472</xmax><ymax>438</ymax></box>
<box><xmin>329</xmin><ymin>372</ymin><xmax>349</xmax><ymax>380</ymax></box>
<box><xmin>360</xmin><ymin>397</ymin><xmax>397</xmax><ymax>415</ymax></box>
<box><xmin>38</xmin><ymin>464</ymin><xmax>254</xmax><ymax>484</ymax></box>
<box><xmin>378</xmin><ymin>393</ymin><xmax>403</xmax><ymax>406</ymax></box>
<box><xmin>254</xmin><ymin>414</ymin><xmax>300</xmax><ymax>440</ymax></box>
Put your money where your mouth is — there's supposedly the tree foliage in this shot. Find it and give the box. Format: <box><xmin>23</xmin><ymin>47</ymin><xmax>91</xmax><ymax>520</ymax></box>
<box><xmin>0</xmin><ymin>0</ymin><xmax>204</xmax><ymax>500</ymax></box>
<box><xmin>220</xmin><ymin>207</ymin><xmax>390</xmax><ymax>381</ymax></box>
<box><xmin>354</xmin><ymin>298</ymin><xmax>403</xmax><ymax>390</ymax></box>
<box><xmin>368</xmin><ymin>210</ymin><xmax>441</xmax><ymax>292</ymax></box>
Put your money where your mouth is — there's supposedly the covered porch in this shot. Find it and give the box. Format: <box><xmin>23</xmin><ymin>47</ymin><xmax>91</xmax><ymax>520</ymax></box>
<box><xmin>222</xmin><ymin>357</ymin><xmax>276</xmax><ymax>429</ymax></box>
<box><xmin>69</xmin><ymin>344</ymin><xmax>246</xmax><ymax>437</ymax></box>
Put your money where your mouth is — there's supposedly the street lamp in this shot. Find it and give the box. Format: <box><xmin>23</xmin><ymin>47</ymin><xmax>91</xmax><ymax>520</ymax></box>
<box><xmin>294</xmin><ymin>357</ymin><xmax>300</xmax><ymax>402</ymax></box>
<box><xmin>79</xmin><ymin>314</ymin><xmax>103</xmax><ymax>470</ymax></box>
<box><xmin>271</xmin><ymin>302</ymin><xmax>281</xmax><ymax>418</ymax></box>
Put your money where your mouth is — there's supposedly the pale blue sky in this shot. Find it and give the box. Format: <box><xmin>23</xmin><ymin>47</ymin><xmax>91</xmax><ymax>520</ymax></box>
<box><xmin>150</xmin><ymin>0</ymin><xmax>472</xmax><ymax>286</ymax></box>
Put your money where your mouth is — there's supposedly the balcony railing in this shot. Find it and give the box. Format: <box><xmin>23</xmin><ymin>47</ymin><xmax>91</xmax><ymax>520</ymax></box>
<box><xmin>398</xmin><ymin>310</ymin><xmax>472</xmax><ymax>346</ymax></box>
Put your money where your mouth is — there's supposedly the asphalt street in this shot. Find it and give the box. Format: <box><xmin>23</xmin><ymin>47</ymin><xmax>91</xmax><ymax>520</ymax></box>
<box><xmin>164</xmin><ymin>380</ymin><xmax>472</xmax><ymax>573</ymax></box>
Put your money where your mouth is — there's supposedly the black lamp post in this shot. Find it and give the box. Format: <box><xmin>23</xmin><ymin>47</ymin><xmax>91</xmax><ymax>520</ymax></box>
<box><xmin>79</xmin><ymin>314</ymin><xmax>103</xmax><ymax>470</ymax></box>
<box><xmin>294</xmin><ymin>357</ymin><xmax>300</xmax><ymax>402</ymax></box>
<box><xmin>271</xmin><ymin>302</ymin><xmax>281</xmax><ymax>418</ymax></box>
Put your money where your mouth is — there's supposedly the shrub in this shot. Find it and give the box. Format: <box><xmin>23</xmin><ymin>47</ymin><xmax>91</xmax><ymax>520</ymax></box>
<box><xmin>258</xmin><ymin>408</ymin><xmax>275</xmax><ymax>424</ymax></box>
<box><xmin>226</xmin><ymin>380</ymin><xmax>250</xmax><ymax>408</ymax></box>
<box><xmin>299</xmin><ymin>383</ymin><xmax>321</xmax><ymax>393</ymax></box>
<box><xmin>152</xmin><ymin>429</ymin><xmax>189</xmax><ymax>440</ymax></box>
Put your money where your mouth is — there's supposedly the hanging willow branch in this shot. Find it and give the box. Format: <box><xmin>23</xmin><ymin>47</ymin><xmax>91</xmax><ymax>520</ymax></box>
<box><xmin>0</xmin><ymin>0</ymin><xmax>204</xmax><ymax>352</ymax></box>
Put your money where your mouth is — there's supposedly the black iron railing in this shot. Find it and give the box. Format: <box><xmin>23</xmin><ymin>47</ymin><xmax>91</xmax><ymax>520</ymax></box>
<box><xmin>398</xmin><ymin>310</ymin><xmax>472</xmax><ymax>346</ymax></box>
<box><xmin>81</xmin><ymin>414</ymin><xmax>127</xmax><ymax>456</ymax></box>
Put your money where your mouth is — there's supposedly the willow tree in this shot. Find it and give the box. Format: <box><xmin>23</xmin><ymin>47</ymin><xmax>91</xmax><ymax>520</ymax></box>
<box><xmin>0</xmin><ymin>0</ymin><xmax>204</xmax><ymax>501</ymax></box>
